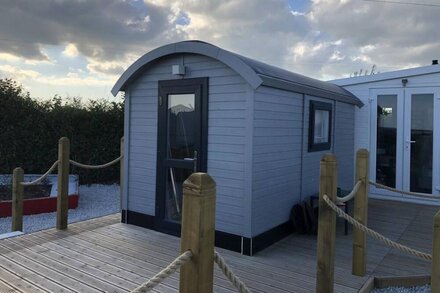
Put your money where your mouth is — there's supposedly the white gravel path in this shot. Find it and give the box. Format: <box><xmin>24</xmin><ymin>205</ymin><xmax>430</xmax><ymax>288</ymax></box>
<box><xmin>372</xmin><ymin>285</ymin><xmax>430</xmax><ymax>293</ymax></box>
<box><xmin>0</xmin><ymin>184</ymin><xmax>120</xmax><ymax>234</ymax></box>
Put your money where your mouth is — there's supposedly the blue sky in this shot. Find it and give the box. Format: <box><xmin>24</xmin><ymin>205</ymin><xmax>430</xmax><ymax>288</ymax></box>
<box><xmin>0</xmin><ymin>0</ymin><xmax>439</xmax><ymax>101</ymax></box>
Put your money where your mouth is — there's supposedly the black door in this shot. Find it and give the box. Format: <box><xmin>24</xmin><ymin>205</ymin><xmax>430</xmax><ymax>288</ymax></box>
<box><xmin>155</xmin><ymin>77</ymin><xmax>208</xmax><ymax>235</ymax></box>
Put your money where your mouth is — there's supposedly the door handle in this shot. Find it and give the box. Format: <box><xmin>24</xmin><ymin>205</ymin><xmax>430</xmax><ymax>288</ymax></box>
<box><xmin>183</xmin><ymin>151</ymin><xmax>198</xmax><ymax>172</ymax></box>
<box><xmin>406</xmin><ymin>140</ymin><xmax>416</xmax><ymax>143</ymax></box>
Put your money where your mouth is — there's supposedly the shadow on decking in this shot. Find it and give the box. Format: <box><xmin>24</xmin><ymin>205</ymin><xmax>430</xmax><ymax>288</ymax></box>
<box><xmin>0</xmin><ymin>198</ymin><xmax>436</xmax><ymax>292</ymax></box>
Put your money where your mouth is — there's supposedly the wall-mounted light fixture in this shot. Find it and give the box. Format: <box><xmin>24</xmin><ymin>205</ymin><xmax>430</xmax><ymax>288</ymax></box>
<box><xmin>402</xmin><ymin>78</ymin><xmax>408</xmax><ymax>87</ymax></box>
<box><xmin>172</xmin><ymin>64</ymin><xmax>186</xmax><ymax>76</ymax></box>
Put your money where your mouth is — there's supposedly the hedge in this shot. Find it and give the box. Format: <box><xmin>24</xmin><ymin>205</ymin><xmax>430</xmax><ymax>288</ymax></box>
<box><xmin>0</xmin><ymin>78</ymin><xmax>124</xmax><ymax>184</ymax></box>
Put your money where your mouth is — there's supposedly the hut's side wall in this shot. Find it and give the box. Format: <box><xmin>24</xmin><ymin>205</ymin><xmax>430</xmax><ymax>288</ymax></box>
<box><xmin>125</xmin><ymin>53</ymin><xmax>250</xmax><ymax>236</ymax></box>
<box><xmin>251</xmin><ymin>86</ymin><xmax>303</xmax><ymax>236</ymax></box>
<box><xmin>301</xmin><ymin>95</ymin><xmax>335</xmax><ymax>198</ymax></box>
<box><xmin>301</xmin><ymin>95</ymin><xmax>355</xmax><ymax>198</ymax></box>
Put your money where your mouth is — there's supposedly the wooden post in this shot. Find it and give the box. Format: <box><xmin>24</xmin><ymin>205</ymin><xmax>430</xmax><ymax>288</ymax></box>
<box><xmin>56</xmin><ymin>137</ymin><xmax>70</xmax><ymax>230</ymax></box>
<box><xmin>432</xmin><ymin>210</ymin><xmax>440</xmax><ymax>292</ymax></box>
<box><xmin>316</xmin><ymin>154</ymin><xmax>338</xmax><ymax>293</ymax></box>
<box><xmin>179</xmin><ymin>173</ymin><xmax>216</xmax><ymax>293</ymax></box>
<box><xmin>11</xmin><ymin>167</ymin><xmax>24</xmax><ymax>232</ymax></box>
<box><xmin>120</xmin><ymin>136</ymin><xmax>124</xmax><ymax>221</ymax></box>
<box><xmin>352</xmin><ymin>149</ymin><xmax>369</xmax><ymax>276</ymax></box>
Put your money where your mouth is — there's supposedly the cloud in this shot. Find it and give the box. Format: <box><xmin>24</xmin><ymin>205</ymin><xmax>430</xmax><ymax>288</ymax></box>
<box><xmin>1</xmin><ymin>0</ymin><xmax>440</xmax><ymax>91</ymax></box>
<box><xmin>0</xmin><ymin>64</ymin><xmax>40</xmax><ymax>79</ymax></box>
<box><xmin>63</xmin><ymin>44</ymin><xmax>79</xmax><ymax>57</ymax></box>
<box><xmin>87</xmin><ymin>61</ymin><xmax>126</xmax><ymax>76</ymax></box>
<box><xmin>0</xmin><ymin>0</ymin><xmax>182</xmax><ymax>62</ymax></box>
<box><xmin>308</xmin><ymin>0</ymin><xmax>440</xmax><ymax>76</ymax></box>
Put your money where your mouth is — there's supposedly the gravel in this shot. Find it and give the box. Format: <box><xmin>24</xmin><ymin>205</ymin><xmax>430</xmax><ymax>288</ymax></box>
<box><xmin>372</xmin><ymin>285</ymin><xmax>430</xmax><ymax>293</ymax></box>
<box><xmin>0</xmin><ymin>184</ymin><xmax>120</xmax><ymax>234</ymax></box>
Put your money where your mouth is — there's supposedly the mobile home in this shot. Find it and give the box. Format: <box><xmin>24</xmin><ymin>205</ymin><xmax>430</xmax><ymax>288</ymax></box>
<box><xmin>112</xmin><ymin>41</ymin><xmax>362</xmax><ymax>255</ymax></box>
<box><xmin>333</xmin><ymin>63</ymin><xmax>440</xmax><ymax>204</ymax></box>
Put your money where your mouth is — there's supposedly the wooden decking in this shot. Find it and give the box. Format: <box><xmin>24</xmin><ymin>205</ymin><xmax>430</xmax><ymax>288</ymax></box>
<box><xmin>0</xmin><ymin>198</ymin><xmax>437</xmax><ymax>292</ymax></box>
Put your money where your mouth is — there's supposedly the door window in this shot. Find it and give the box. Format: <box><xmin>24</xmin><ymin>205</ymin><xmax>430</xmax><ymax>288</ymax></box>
<box><xmin>376</xmin><ymin>95</ymin><xmax>398</xmax><ymax>188</ymax></box>
<box><xmin>409</xmin><ymin>94</ymin><xmax>433</xmax><ymax>193</ymax></box>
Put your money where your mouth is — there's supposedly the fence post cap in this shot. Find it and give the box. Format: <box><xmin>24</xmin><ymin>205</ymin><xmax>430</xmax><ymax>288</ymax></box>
<box><xmin>356</xmin><ymin>149</ymin><xmax>369</xmax><ymax>157</ymax></box>
<box><xmin>321</xmin><ymin>153</ymin><xmax>337</xmax><ymax>163</ymax></box>
<box><xmin>59</xmin><ymin>137</ymin><xmax>70</xmax><ymax>143</ymax></box>
<box><xmin>183</xmin><ymin>173</ymin><xmax>216</xmax><ymax>197</ymax></box>
<box><xmin>13</xmin><ymin>167</ymin><xmax>24</xmax><ymax>173</ymax></box>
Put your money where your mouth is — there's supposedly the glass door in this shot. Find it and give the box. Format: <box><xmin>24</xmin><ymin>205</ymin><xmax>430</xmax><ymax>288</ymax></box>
<box><xmin>156</xmin><ymin>78</ymin><xmax>208</xmax><ymax>234</ymax></box>
<box><xmin>403</xmin><ymin>88</ymin><xmax>440</xmax><ymax>196</ymax></box>
<box><xmin>370</xmin><ymin>87</ymin><xmax>440</xmax><ymax>199</ymax></box>
<box><xmin>370</xmin><ymin>88</ymin><xmax>405</xmax><ymax>197</ymax></box>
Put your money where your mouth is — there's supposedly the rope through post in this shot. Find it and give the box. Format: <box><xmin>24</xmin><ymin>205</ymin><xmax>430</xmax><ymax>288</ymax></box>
<box><xmin>323</xmin><ymin>194</ymin><xmax>432</xmax><ymax>261</ymax></box>
<box><xmin>432</xmin><ymin>210</ymin><xmax>440</xmax><ymax>292</ymax></box>
<box><xmin>131</xmin><ymin>250</ymin><xmax>193</xmax><ymax>292</ymax></box>
<box><xmin>12</xmin><ymin>167</ymin><xmax>24</xmax><ymax>232</ymax></box>
<box><xmin>352</xmin><ymin>149</ymin><xmax>369</xmax><ymax>277</ymax></box>
<box><xmin>316</xmin><ymin>154</ymin><xmax>338</xmax><ymax>293</ymax></box>
<box><xmin>180</xmin><ymin>173</ymin><xmax>216</xmax><ymax>293</ymax></box>
<box><xmin>56</xmin><ymin>137</ymin><xmax>70</xmax><ymax>230</ymax></box>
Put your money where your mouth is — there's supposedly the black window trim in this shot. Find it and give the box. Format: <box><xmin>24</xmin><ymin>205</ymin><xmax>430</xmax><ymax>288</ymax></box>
<box><xmin>308</xmin><ymin>100</ymin><xmax>332</xmax><ymax>152</ymax></box>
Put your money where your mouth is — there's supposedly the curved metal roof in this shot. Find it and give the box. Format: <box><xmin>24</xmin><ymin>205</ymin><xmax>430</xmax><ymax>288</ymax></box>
<box><xmin>112</xmin><ymin>40</ymin><xmax>363</xmax><ymax>107</ymax></box>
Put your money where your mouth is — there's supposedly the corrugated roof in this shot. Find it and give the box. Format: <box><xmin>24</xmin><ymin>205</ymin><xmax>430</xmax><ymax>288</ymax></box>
<box><xmin>112</xmin><ymin>40</ymin><xmax>363</xmax><ymax>107</ymax></box>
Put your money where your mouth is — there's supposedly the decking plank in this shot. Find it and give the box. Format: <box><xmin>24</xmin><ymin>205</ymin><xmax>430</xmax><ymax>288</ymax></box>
<box><xmin>0</xmin><ymin>198</ymin><xmax>436</xmax><ymax>292</ymax></box>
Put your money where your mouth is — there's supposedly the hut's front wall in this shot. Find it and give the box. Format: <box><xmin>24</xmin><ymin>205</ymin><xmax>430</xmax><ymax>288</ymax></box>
<box><xmin>124</xmin><ymin>53</ymin><xmax>251</xmax><ymax>236</ymax></box>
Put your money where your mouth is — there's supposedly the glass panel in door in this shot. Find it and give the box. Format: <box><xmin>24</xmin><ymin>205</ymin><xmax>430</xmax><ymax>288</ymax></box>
<box><xmin>409</xmin><ymin>94</ymin><xmax>433</xmax><ymax>193</ymax></box>
<box><xmin>376</xmin><ymin>95</ymin><xmax>398</xmax><ymax>188</ymax></box>
<box><xmin>167</xmin><ymin>94</ymin><xmax>195</xmax><ymax>160</ymax></box>
<box><xmin>165</xmin><ymin>93</ymin><xmax>196</xmax><ymax>222</ymax></box>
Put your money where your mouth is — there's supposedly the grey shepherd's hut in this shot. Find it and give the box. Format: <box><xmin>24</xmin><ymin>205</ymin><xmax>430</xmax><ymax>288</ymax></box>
<box><xmin>112</xmin><ymin>41</ymin><xmax>363</xmax><ymax>255</ymax></box>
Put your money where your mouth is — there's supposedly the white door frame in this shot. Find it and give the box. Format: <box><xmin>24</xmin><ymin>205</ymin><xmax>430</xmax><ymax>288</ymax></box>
<box><xmin>403</xmin><ymin>87</ymin><xmax>440</xmax><ymax>197</ymax></box>
<box><xmin>369</xmin><ymin>87</ymin><xmax>440</xmax><ymax>203</ymax></box>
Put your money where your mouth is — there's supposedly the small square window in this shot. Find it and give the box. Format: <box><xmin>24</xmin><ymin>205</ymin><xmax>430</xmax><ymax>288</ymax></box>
<box><xmin>308</xmin><ymin>101</ymin><xmax>332</xmax><ymax>152</ymax></box>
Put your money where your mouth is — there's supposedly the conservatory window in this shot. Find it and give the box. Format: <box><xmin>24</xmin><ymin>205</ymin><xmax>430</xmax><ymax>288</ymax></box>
<box><xmin>308</xmin><ymin>101</ymin><xmax>332</xmax><ymax>152</ymax></box>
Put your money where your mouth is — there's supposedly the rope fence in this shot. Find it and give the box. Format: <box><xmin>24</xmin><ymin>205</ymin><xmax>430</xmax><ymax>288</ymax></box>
<box><xmin>214</xmin><ymin>250</ymin><xmax>251</xmax><ymax>293</ymax></box>
<box><xmin>323</xmin><ymin>194</ymin><xmax>432</xmax><ymax>261</ymax></box>
<box><xmin>369</xmin><ymin>181</ymin><xmax>440</xmax><ymax>200</ymax></box>
<box><xmin>131</xmin><ymin>250</ymin><xmax>193</xmax><ymax>293</ymax></box>
<box><xmin>17</xmin><ymin>155</ymin><xmax>122</xmax><ymax>187</ymax></box>
<box><xmin>11</xmin><ymin>136</ymin><xmax>125</xmax><ymax>234</ymax></box>
<box><xmin>336</xmin><ymin>179</ymin><xmax>362</xmax><ymax>204</ymax></box>
<box><xmin>20</xmin><ymin>160</ymin><xmax>59</xmax><ymax>186</ymax></box>
<box><xmin>69</xmin><ymin>156</ymin><xmax>122</xmax><ymax>169</ymax></box>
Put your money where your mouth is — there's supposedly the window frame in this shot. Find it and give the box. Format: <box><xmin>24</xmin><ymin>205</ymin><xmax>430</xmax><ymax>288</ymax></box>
<box><xmin>308</xmin><ymin>100</ymin><xmax>333</xmax><ymax>152</ymax></box>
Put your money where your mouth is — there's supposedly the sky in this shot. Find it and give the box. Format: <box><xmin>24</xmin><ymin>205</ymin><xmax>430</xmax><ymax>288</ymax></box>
<box><xmin>0</xmin><ymin>0</ymin><xmax>439</xmax><ymax>101</ymax></box>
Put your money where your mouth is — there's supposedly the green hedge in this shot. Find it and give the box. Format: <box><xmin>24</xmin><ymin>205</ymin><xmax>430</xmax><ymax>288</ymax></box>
<box><xmin>0</xmin><ymin>79</ymin><xmax>124</xmax><ymax>184</ymax></box>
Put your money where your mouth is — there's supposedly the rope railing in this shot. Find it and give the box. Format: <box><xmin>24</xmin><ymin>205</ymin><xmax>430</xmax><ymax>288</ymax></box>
<box><xmin>336</xmin><ymin>180</ymin><xmax>362</xmax><ymax>204</ymax></box>
<box><xmin>214</xmin><ymin>250</ymin><xmax>251</xmax><ymax>293</ymax></box>
<box><xmin>20</xmin><ymin>160</ymin><xmax>59</xmax><ymax>186</ymax></box>
<box><xmin>369</xmin><ymin>181</ymin><xmax>440</xmax><ymax>200</ymax></box>
<box><xmin>69</xmin><ymin>155</ymin><xmax>122</xmax><ymax>170</ymax></box>
<box><xmin>131</xmin><ymin>250</ymin><xmax>193</xmax><ymax>293</ymax></box>
<box><xmin>323</xmin><ymin>194</ymin><xmax>432</xmax><ymax>261</ymax></box>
